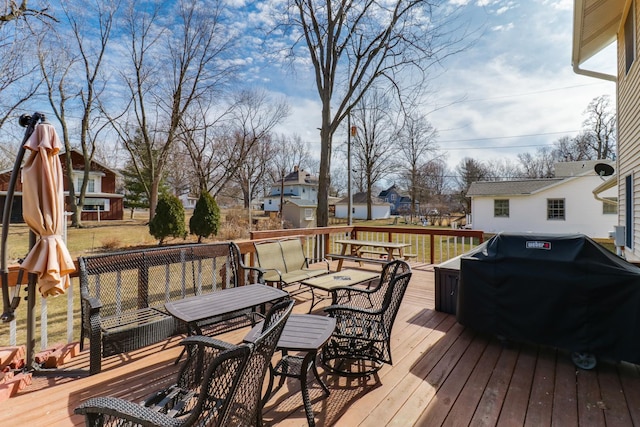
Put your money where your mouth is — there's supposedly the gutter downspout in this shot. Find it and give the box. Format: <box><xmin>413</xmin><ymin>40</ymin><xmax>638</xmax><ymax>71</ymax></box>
<box><xmin>572</xmin><ymin>63</ymin><xmax>617</xmax><ymax>82</ymax></box>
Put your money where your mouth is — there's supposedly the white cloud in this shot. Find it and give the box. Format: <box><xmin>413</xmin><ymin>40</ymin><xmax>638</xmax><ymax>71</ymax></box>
<box><xmin>423</xmin><ymin>1</ymin><xmax>616</xmax><ymax>169</ymax></box>
<box><xmin>491</xmin><ymin>22</ymin><xmax>514</xmax><ymax>32</ymax></box>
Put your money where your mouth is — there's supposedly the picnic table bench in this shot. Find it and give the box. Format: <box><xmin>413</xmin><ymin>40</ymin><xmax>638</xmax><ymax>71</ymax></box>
<box><xmin>327</xmin><ymin>239</ymin><xmax>413</xmax><ymax>271</ymax></box>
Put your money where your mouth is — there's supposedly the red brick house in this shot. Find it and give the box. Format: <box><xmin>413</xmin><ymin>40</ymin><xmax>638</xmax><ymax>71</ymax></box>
<box><xmin>0</xmin><ymin>150</ymin><xmax>124</xmax><ymax>222</ymax></box>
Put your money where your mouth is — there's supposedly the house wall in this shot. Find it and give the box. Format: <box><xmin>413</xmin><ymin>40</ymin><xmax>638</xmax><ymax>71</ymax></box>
<box><xmin>335</xmin><ymin>204</ymin><xmax>390</xmax><ymax>220</ymax></box>
<box><xmin>0</xmin><ymin>151</ymin><xmax>124</xmax><ymax>221</ymax></box>
<box><xmin>617</xmin><ymin>1</ymin><xmax>640</xmax><ymax>258</ymax></box>
<box><xmin>470</xmin><ymin>176</ymin><xmax>618</xmax><ymax>238</ymax></box>
<box><xmin>282</xmin><ymin>204</ymin><xmax>316</xmax><ymax>228</ymax></box>
<box><xmin>264</xmin><ymin>184</ymin><xmax>318</xmax><ymax>212</ymax></box>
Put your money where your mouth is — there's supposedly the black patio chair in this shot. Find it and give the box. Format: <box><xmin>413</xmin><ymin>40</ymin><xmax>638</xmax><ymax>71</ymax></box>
<box><xmin>321</xmin><ymin>260</ymin><xmax>412</xmax><ymax>376</ymax></box>
<box><xmin>75</xmin><ymin>299</ymin><xmax>294</xmax><ymax>427</ymax></box>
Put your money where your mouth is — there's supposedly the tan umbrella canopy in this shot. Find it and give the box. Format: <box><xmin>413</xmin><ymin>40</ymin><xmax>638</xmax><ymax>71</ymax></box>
<box><xmin>20</xmin><ymin>123</ymin><xmax>75</xmax><ymax>297</ymax></box>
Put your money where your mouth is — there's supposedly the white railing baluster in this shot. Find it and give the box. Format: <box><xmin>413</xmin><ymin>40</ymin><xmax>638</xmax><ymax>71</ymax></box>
<box><xmin>10</xmin><ymin>319</ymin><xmax>16</xmax><ymax>346</ymax></box>
<box><xmin>41</xmin><ymin>298</ymin><xmax>47</xmax><ymax>350</ymax></box>
<box><xmin>67</xmin><ymin>282</ymin><xmax>74</xmax><ymax>344</ymax></box>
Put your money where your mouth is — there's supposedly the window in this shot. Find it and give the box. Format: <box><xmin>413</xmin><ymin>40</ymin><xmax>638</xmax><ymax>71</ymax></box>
<box><xmin>390</xmin><ymin>194</ymin><xmax>396</xmax><ymax>202</ymax></box>
<box><xmin>76</xmin><ymin>177</ymin><xmax>95</xmax><ymax>192</ymax></box>
<box><xmin>603</xmin><ymin>197</ymin><xmax>618</xmax><ymax>215</ymax></box>
<box><xmin>547</xmin><ymin>199</ymin><xmax>565</xmax><ymax>220</ymax></box>
<box><xmin>304</xmin><ymin>208</ymin><xmax>314</xmax><ymax>220</ymax></box>
<box><xmin>82</xmin><ymin>198</ymin><xmax>109</xmax><ymax>212</ymax></box>
<box><xmin>626</xmin><ymin>2</ymin><xmax>636</xmax><ymax>74</ymax></box>
<box><xmin>494</xmin><ymin>199</ymin><xmax>509</xmax><ymax>217</ymax></box>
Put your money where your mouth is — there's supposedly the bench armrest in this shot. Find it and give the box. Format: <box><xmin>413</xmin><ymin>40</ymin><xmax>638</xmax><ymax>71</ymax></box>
<box><xmin>259</xmin><ymin>267</ymin><xmax>284</xmax><ymax>283</ymax></box>
<box><xmin>305</xmin><ymin>257</ymin><xmax>330</xmax><ymax>272</ymax></box>
<box><xmin>242</xmin><ymin>265</ymin><xmax>266</xmax><ymax>284</ymax></box>
<box><xmin>81</xmin><ymin>294</ymin><xmax>103</xmax><ymax>311</ymax></box>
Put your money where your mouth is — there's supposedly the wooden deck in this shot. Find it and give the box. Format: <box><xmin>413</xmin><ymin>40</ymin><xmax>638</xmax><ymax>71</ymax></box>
<box><xmin>2</xmin><ymin>261</ymin><xmax>640</xmax><ymax>426</ymax></box>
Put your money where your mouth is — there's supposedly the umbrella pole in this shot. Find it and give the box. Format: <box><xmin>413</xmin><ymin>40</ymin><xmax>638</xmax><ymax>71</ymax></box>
<box><xmin>26</xmin><ymin>231</ymin><xmax>36</xmax><ymax>371</ymax></box>
<box><xmin>1</xmin><ymin>113</ymin><xmax>43</xmax><ymax>322</ymax></box>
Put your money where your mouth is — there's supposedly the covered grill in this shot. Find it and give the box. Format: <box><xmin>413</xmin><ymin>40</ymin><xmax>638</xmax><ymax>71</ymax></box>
<box><xmin>457</xmin><ymin>233</ymin><xmax>640</xmax><ymax>367</ymax></box>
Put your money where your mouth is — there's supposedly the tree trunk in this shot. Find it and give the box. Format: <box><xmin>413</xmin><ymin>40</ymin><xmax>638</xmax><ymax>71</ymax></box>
<box><xmin>317</xmin><ymin>101</ymin><xmax>332</xmax><ymax>227</ymax></box>
<box><xmin>149</xmin><ymin>179</ymin><xmax>160</xmax><ymax>221</ymax></box>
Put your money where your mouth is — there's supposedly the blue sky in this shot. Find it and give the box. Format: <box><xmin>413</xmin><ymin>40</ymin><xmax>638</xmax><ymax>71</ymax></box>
<box><xmin>266</xmin><ymin>0</ymin><xmax>617</xmax><ymax>170</ymax></box>
<box><xmin>7</xmin><ymin>0</ymin><xmax>616</xmax><ymax>176</ymax></box>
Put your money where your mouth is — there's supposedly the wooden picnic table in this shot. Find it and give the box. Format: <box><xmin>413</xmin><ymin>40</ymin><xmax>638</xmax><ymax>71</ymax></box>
<box><xmin>332</xmin><ymin>239</ymin><xmax>411</xmax><ymax>271</ymax></box>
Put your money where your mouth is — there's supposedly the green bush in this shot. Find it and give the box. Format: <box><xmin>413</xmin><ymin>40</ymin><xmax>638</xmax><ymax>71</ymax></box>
<box><xmin>190</xmin><ymin>192</ymin><xmax>221</xmax><ymax>243</ymax></box>
<box><xmin>149</xmin><ymin>194</ymin><xmax>186</xmax><ymax>244</ymax></box>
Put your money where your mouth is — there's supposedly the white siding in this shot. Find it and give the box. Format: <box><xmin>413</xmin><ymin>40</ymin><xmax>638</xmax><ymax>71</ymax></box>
<box><xmin>335</xmin><ymin>204</ymin><xmax>390</xmax><ymax>220</ymax></box>
<box><xmin>470</xmin><ymin>176</ymin><xmax>618</xmax><ymax>238</ymax></box>
<box><xmin>618</xmin><ymin>2</ymin><xmax>640</xmax><ymax>258</ymax></box>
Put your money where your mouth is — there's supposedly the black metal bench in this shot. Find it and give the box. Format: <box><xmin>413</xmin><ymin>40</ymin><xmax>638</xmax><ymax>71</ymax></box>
<box><xmin>78</xmin><ymin>242</ymin><xmax>263</xmax><ymax>375</ymax></box>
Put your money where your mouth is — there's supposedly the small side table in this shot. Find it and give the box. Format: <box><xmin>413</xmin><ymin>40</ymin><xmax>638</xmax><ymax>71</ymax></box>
<box><xmin>244</xmin><ymin>314</ymin><xmax>336</xmax><ymax>426</ymax></box>
<box><xmin>301</xmin><ymin>269</ymin><xmax>379</xmax><ymax>312</ymax></box>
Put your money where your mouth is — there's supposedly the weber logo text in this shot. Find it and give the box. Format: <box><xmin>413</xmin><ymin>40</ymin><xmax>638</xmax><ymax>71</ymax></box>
<box><xmin>526</xmin><ymin>241</ymin><xmax>551</xmax><ymax>250</ymax></box>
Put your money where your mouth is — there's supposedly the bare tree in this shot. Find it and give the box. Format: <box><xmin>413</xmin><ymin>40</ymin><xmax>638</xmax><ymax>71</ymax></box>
<box><xmin>517</xmin><ymin>146</ymin><xmax>555</xmax><ymax>178</ymax></box>
<box><xmin>0</xmin><ymin>1</ymin><xmax>55</xmax><ymax>25</ymax></box>
<box><xmin>351</xmin><ymin>90</ymin><xmax>398</xmax><ymax>220</ymax></box>
<box><xmin>484</xmin><ymin>158</ymin><xmax>523</xmax><ymax>180</ymax></box>
<box><xmin>38</xmin><ymin>0</ymin><xmax>119</xmax><ymax>227</ymax></box>
<box><xmin>277</xmin><ymin>0</ymin><xmax>471</xmax><ymax>226</ymax></box>
<box><xmin>455</xmin><ymin>157</ymin><xmax>488</xmax><ymax>213</ymax></box>
<box><xmin>397</xmin><ymin>113</ymin><xmax>438</xmax><ymax>219</ymax></box>
<box><xmin>268</xmin><ymin>134</ymin><xmax>313</xmax><ymax>184</ymax></box>
<box><xmin>582</xmin><ymin>95</ymin><xmax>616</xmax><ymax>160</ymax></box>
<box><xmin>552</xmin><ymin>134</ymin><xmax>592</xmax><ymax>161</ymax></box>
<box><xmin>0</xmin><ymin>3</ymin><xmax>46</xmax><ymax>135</ymax></box>
<box><xmin>112</xmin><ymin>0</ymin><xmax>237</xmax><ymax>220</ymax></box>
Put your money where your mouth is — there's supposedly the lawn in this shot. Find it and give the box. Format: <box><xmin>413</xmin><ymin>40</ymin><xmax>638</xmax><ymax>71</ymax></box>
<box><xmin>0</xmin><ymin>212</ymin><xmax>617</xmax><ymax>349</ymax></box>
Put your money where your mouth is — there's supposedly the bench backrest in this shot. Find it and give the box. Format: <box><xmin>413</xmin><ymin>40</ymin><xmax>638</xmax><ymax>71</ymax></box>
<box><xmin>79</xmin><ymin>242</ymin><xmax>242</xmax><ymax>319</ymax></box>
<box><xmin>254</xmin><ymin>241</ymin><xmax>287</xmax><ymax>273</ymax></box>
<box><xmin>279</xmin><ymin>238</ymin><xmax>307</xmax><ymax>271</ymax></box>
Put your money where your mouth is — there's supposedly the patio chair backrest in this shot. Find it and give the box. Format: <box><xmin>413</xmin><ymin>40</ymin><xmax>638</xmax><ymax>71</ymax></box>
<box><xmin>369</xmin><ymin>260</ymin><xmax>411</xmax><ymax>309</ymax></box>
<box><xmin>177</xmin><ymin>340</ymin><xmax>252</xmax><ymax>426</ymax></box>
<box><xmin>279</xmin><ymin>238</ymin><xmax>307</xmax><ymax>271</ymax></box>
<box><xmin>381</xmin><ymin>271</ymin><xmax>413</xmax><ymax>336</ymax></box>
<box><xmin>222</xmin><ymin>298</ymin><xmax>294</xmax><ymax>426</ymax></box>
<box><xmin>255</xmin><ymin>241</ymin><xmax>287</xmax><ymax>273</ymax></box>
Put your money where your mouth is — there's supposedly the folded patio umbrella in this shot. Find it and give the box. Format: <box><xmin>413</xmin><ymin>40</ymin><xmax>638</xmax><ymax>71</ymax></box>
<box><xmin>20</xmin><ymin>122</ymin><xmax>75</xmax><ymax>297</ymax></box>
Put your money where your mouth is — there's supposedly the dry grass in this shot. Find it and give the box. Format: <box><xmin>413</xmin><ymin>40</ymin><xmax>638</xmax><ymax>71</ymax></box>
<box><xmin>0</xmin><ymin>209</ymin><xmax>256</xmax><ymax>348</ymax></box>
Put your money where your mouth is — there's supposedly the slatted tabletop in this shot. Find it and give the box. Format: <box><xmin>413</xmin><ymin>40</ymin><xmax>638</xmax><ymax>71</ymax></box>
<box><xmin>165</xmin><ymin>284</ymin><xmax>288</xmax><ymax>327</ymax></box>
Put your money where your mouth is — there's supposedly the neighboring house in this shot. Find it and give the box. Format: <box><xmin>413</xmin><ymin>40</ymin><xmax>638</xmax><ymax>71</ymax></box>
<box><xmin>378</xmin><ymin>185</ymin><xmax>417</xmax><ymax>215</ymax></box>
<box><xmin>0</xmin><ymin>149</ymin><xmax>124</xmax><ymax>222</ymax></box>
<box><xmin>263</xmin><ymin>166</ymin><xmax>318</xmax><ymax>213</ymax></box>
<box><xmin>335</xmin><ymin>192</ymin><xmax>392</xmax><ymax>220</ymax></box>
<box><xmin>467</xmin><ymin>161</ymin><xmax>617</xmax><ymax>238</ymax></box>
<box><xmin>281</xmin><ymin>199</ymin><xmax>317</xmax><ymax>228</ymax></box>
<box><xmin>179</xmin><ymin>193</ymin><xmax>198</xmax><ymax>210</ymax></box>
<box><xmin>573</xmin><ymin>1</ymin><xmax>640</xmax><ymax>256</ymax></box>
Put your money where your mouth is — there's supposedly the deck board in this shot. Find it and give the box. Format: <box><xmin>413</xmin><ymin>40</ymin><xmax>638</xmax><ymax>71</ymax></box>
<box><xmin>1</xmin><ymin>261</ymin><xmax>639</xmax><ymax>426</ymax></box>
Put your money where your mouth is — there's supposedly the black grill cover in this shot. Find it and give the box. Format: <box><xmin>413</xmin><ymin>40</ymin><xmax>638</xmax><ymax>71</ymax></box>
<box><xmin>457</xmin><ymin>233</ymin><xmax>640</xmax><ymax>364</ymax></box>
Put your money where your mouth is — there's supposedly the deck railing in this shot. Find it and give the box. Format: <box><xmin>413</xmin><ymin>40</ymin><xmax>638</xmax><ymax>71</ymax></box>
<box><xmin>0</xmin><ymin>226</ymin><xmax>484</xmax><ymax>354</ymax></box>
<box><xmin>250</xmin><ymin>225</ymin><xmax>484</xmax><ymax>265</ymax></box>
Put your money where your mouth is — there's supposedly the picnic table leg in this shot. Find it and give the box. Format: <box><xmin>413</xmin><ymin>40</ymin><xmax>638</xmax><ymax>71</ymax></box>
<box><xmin>336</xmin><ymin>243</ymin><xmax>347</xmax><ymax>271</ymax></box>
<box><xmin>386</xmin><ymin>248</ymin><xmax>395</xmax><ymax>260</ymax></box>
